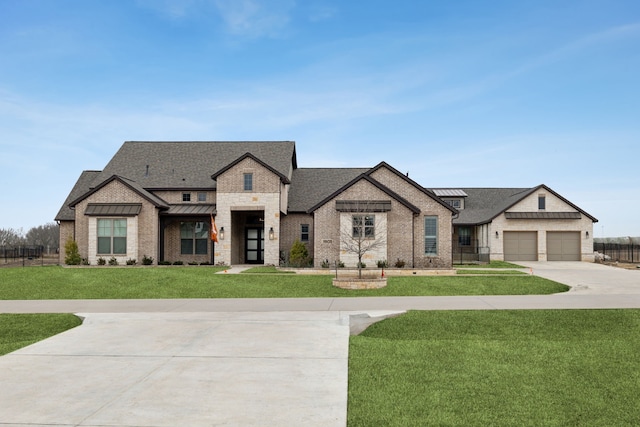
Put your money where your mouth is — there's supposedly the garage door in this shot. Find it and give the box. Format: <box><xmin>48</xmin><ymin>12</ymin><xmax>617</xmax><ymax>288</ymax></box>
<box><xmin>547</xmin><ymin>231</ymin><xmax>580</xmax><ymax>261</ymax></box>
<box><xmin>504</xmin><ymin>231</ymin><xmax>538</xmax><ymax>261</ymax></box>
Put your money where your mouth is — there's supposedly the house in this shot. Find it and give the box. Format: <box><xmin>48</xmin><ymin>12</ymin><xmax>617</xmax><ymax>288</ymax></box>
<box><xmin>55</xmin><ymin>141</ymin><xmax>597</xmax><ymax>267</ymax></box>
<box><xmin>432</xmin><ymin>186</ymin><xmax>598</xmax><ymax>263</ymax></box>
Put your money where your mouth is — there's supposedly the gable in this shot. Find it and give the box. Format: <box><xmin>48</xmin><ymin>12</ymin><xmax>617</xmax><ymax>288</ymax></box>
<box><xmin>213</xmin><ymin>155</ymin><xmax>285</xmax><ymax>193</ymax></box>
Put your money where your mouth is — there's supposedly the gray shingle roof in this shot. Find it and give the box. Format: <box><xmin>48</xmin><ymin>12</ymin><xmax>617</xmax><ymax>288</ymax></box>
<box><xmin>287</xmin><ymin>168</ymin><xmax>369</xmax><ymax>212</ymax></box>
<box><xmin>92</xmin><ymin>141</ymin><xmax>296</xmax><ymax>189</ymax></box>
<box><xmin>431</xmin><ymin>186</ymin><xmax>598</xmax><ymax>225</ymax></box>
<box><xmin>55</xmin><ymin>170</ymin><xmax>102</xmax><ymax>221</ymax></box>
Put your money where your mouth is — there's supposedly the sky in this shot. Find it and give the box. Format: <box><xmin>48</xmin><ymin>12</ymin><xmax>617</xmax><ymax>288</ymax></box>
<box><xmin>0</xmin><ymin>0</ymin><xmax>638</xmax><ymax>237</ymax></box>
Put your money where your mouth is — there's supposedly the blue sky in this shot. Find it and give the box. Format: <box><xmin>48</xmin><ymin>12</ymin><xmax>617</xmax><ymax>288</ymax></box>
<box><xmin>1</xmin><ymin>0</ymin><xmax>638</xmax><ymax>237</ymax></box>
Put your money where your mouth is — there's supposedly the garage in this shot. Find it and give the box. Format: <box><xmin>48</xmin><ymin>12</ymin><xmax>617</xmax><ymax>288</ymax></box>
<box><xmin>547</xmin><ymin>231</ymin><xmax>581</xmax><ymax>261</ymax></box>
<box><xmin>504</xmin><ymin>231</ymin><xmax>538</xmax><ymax>261</ymax></box>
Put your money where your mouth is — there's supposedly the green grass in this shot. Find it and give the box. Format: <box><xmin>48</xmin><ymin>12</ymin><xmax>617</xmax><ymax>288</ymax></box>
<box><xmin>348</xmin><ymin>310</ymin><xmax>640</xmax><ymax>426</ymax></box>
<box><xmin>0</xmin><ymin>314</ymin><xmax>82</xmax><ymax>356</ymax></box>
<box><xmin>455</xmin><ymin>261</ymin><xmax>525</xmax><ymax>268</ymax></box>
<box><xmin>0</xmin><ymin>266</ymin><xmax>568</xmax><ymax>299</ymax></box>
<box><xmin>456</xmin><ymin>269</ymin><xmax>527</xmax><ymax>275</ymax></box>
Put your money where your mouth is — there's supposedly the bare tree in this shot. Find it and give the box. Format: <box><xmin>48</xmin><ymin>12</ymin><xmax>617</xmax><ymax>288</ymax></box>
<box><xmin>338</xmin><ymin>201</ymin><xmax>387</xmax><ymax>278</ymax></box>
<box><xmin>25</xmin><ymin>222</ymin><xmax>60</xmax><ymax>253</ymax></box>
<box><xmin>0</xmin><ymin>228</ymin><xmax>24</xmax><ymax>247</ymax></box>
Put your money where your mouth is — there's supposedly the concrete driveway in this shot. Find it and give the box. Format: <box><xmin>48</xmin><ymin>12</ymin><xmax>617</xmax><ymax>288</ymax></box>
<box><xmin>519</xmin><ymin>261</ymin><xmax>640</xmax><ymax>294</ymax></box>
<box><xmin>0</xmin><ymin>310</ymin><xmax>400</xmax><ymax>427</ymax></box>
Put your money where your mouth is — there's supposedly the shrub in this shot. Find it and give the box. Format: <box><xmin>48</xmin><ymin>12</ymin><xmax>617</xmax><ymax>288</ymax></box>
<box><xmin>97</xmin><ymin>257</ymin><xmax>106</xmax><ymax>266</ymax></box>
<box><xmin>158</xmin><ymin>260</ymin><xmax>171</xmax><ymax>265</ymax></box>
<box><xmin>126</xmin><ymin>258</ymin><xmax>137</xmax><ymax>265</ymax></box>
<box><xmin>108</xmin><ymin>257</ymin><xmax>118</xmax><ymax>266</ymax></box>
<box><xmin>289</xmin><ymin>239</ymin><xmax>311</xmax><ymax>267</ymax></box>
<box><xmin>357</xmin><ymin>262</ymin><xmax>366</xmax><ymax>268</ymax></box>
<box><xmin>321</xmin><ymin>259</ymin><xmax>330</xmax><ymax>268</ymax></box>
<box><xmin>200</xmin><ymin>261</ymin><xmax>211</xmax><ymax>265</ymax></box>
<box><xmin>376</xmin><ymin>260</ymin><xmax>389</xmax><ymax>268</ymax></box>
<box><xmin>64</xmin><ymin>238</ymin><xmax>81</xmax><ymax>265</ymax></box>
<box><xmin>81</xmin><ymin>258</ymin><xmax>90</xmax><ymax>265</ymax></box>
<box><xmin>188</xmin><ymin>261</ymin><xmax>198</xmax><ymax>265</ymax></box>
<box><xmin>172</xmin><ymin>260</ymin><xmax>184</xmax><ymax>265</ymax></box>
<box><xmin>141</xmin><ymin>255</ymin><xmax>154</xmax><ymax>265</ymax></box>
<box><xmin>395</xmin><ymin>258</ymin><xmax>406</xmax><ymax>268</ymax></box>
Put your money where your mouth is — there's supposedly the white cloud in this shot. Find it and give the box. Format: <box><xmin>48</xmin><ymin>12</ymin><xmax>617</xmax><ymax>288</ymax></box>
<box><xmin>213</xmin><ymin>0</ymin><xmax>296</xmax><ymax>38</ymax></box>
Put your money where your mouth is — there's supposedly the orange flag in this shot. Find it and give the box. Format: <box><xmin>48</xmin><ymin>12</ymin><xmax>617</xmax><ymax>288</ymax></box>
<box><xmin>210</xmin><ymin>214</ymin><xmax>218</xmax><ymax>243</ymax></box>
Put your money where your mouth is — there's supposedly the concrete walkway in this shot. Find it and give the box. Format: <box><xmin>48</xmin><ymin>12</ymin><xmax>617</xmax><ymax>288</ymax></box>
<box><xmin>1</xmin><ymin>261</ymin><xmax>639</xmax><ymax>426</ymax></box>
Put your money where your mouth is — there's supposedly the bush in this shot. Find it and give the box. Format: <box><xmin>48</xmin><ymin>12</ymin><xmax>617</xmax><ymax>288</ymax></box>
<box><xmin>172</xmin><ymin>260</ymin><xmax>184</xmax><ymax>265</ymax></box>
<box><xmin>108</xmin><ymin>257</ymin><xmax>118</xmax><ymax>266</ymax></box>
<box><xmin>289</xmin><ymin>239</ymin><xmax>311</xmax><ymax>267</ymax></box>
<box><xmin>141</xmin><ymin>255</ymin><xmax>154</xmax><ymax>265</ymax></box>
<box><xmin>126</xmin><ymin>258</ymin><xmax>137</xmax><ymax>265</ymax></box>
<box><xmin>395</xmin><ymin>258</ymin><xmax>406</xmax><ymax>268</ymax></box>
<box><xmin>321</xmin><ymin>259</ymin><xmax>330</xmax><ymax>268</ymax></box>
<box><xmin>200</xmin><ymin>261</ymin><xmax>211</xmax><ymax>265</ymax></box>
<box><xmin>158</xmin><ymin>260</ymin><xmax>171</xmax><ymax>265</ymax></box>
<box><xmin>64</xmin><ymin>238</ymin><xmax>82</xmax><ymax>265</ymax></box>
<box><xmin>376</xmin><ymin>260</ymin><xmax>389</xmax><ymax>268</ymax></box>
<box><xmin>357</xmin><ymin>262</ymin><xmax>366</xmax><ymax>268</ymax></box>
<box><xmin>97</xmin><ymin>257</ymin><xmax>106</xmax><ymax>266</ymax></box>
<box><xmin>188</xmin><ymin>261</ymin><xmax>198</xmax><ymax>265</ymax></box>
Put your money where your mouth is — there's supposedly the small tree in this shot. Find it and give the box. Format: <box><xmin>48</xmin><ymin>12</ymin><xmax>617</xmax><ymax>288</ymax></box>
<box><xmin>339</xmin><ymin>202</ymin><xmax>387</xmax><ymax>278</ymax></box>
<box><xmin>289</xmin><ymin>239</ymin><xmax>310</xmax><ymax>267</ymax></box>
<box><xmin>64</xmin><ymin>238</ymin><xmax>81</xmax><ymax>265</ymax></box>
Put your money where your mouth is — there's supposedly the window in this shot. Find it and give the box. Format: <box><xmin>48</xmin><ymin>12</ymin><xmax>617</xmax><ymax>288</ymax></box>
<box><xmin>352</xmin><ymin>215</ymin><xmax>375</xmax><ymax>239</ymax></box>
<box><xmin>97</xmin><ymin>219</ymin><xmax>127</xmax><ymax>254</ymax></box>
<box><xmin>538</xmin><ymin>195</ymin><xmax>546</xmax><ymax>210</ymax></box>
<box><xmin>181</xmin><ymin>221</ymin><xmax>209</xmax><ymax>255</ymax></box>
<box><xmin>301</xmin><ymin>224</ymin><xmax>309</xmax><ymax>242</ymax></box>
<box><xmin>244</xmin><ymin>173</ymin><xmax>253</xmax><ymax>191</ymax></box>
<box><xmin>197</xmin><ymin>192</ymin><xmax>207</xmax><ymax>202</ymax></box>
<box><xmin>424</xmin><ymin>216</ymin><xmax>438</xmax><ymax>255</ymax></box>
<box><xmin>446</xmin><ymin>199</ymin><xmax>461</xmax><ymax>209</ymax></box>
<box><xmin>458</xmin><ymin>227</ymin><xmax>471</xmax><ymax>246</ymax></box>
<box><xmin>182</xmin><ymin>193</ymin><xmax>191</xmax><ymax>202</ymax></box>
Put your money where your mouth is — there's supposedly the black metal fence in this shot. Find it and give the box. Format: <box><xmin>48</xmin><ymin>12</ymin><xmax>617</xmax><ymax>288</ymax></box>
<box><xmin>453</xmin><ymin>241</ymin><xmax>490</xmax><ymax>264</ymax></box>
<box><xmin>593</xmin><ymin>243</ymin><xmax>639</xmax><ymax>263</ymax></box>
<box><xmin>1</xmin><ymin>245</ymin><xmax>45</xmax><ymax>265</ymax></box>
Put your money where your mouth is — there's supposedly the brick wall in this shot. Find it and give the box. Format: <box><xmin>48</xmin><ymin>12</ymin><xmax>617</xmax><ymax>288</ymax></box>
<box><xmin>280</xmin><ymin>213</ymin><xmax>314</xmax><ymax>263</ymax></box>
<box><xmin>369</xmin><ymin>167</ymin><xmax>453</xmax><ymax>268</ymax></box>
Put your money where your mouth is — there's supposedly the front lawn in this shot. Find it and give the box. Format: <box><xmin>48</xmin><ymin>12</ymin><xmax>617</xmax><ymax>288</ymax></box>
<box><xmin>0</xmin><ymin>314</ymin><xmax>82</xmax><ymax>355</ymax></box>
<box><xmin>348</xmin><ymin>310</ymin><xmax>640</xmax><ymax>426</ymax></box>
<box><xmin>0</xmin><ymin>266</ymin><xmax>568</xmax><ymax>299</ymax></box>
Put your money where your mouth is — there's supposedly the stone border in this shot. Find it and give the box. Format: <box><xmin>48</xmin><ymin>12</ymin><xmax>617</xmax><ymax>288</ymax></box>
<box><xmin>332</xmin><ymin>277</ymin><xmax>388</xmax><ymax>290</ymax></box>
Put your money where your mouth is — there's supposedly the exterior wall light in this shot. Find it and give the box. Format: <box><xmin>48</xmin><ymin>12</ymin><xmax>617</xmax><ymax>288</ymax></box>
<box><xmin>269</xmin><ymin>227</ymin><xmax>275</xmax><ymax>240</ymax></box>
<box><xmin>586</xmin><ymin>231</ymin><xmax>589</xmax><ymax>238</ymax></box>
<box><xmin>495</xmin><ymin>231</ymin><xmax>499</xmax><ymax>238</ymax></box>
<box><xmin>219</xmin><ymin>227</ymin><xmax>224</xmax><ymax>240</ymax></box>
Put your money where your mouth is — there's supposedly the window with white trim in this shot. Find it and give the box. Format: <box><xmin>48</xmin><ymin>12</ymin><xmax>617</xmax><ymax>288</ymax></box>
<box><xmin>181</xmin><ymin>221</ymin><xmax>209</xmax><ymax>255</ymax></box>
<box><xmin>97</xmin><ymin>218</ymin><xmax>127</xmax><ymax>254</ymax></box>
<box><xmin>424</xmin><ymin>216</ymin><xmax>438</xmax><ymax>255</ymax></box>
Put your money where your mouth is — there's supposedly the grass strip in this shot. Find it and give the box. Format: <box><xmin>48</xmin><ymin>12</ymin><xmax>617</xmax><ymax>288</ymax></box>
<box><xmin>348</xmin><ymin>310</ymin><xmax>640</xmax><ymax>426</ymax></box>
<box><xmin>0</xmin><ymin>314</ymin><xmax>82</xmax><ymax>356</ymax></box>
<box><xmin>456</xmin><ymin>269</ymin><xmax>527</xmax><ymax>275</ymax></box>
<box><xmin>0</xmin><ymin>266</ymin><xmax>568</xmax><ymax>299</ymax></box>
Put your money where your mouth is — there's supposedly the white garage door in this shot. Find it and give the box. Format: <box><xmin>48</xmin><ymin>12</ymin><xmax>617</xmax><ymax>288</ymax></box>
<box><xmin>547</xmin><ymin>231</ymin><xmax>581</xmax><ymax>261</ymax></box>
<box><xmin>504</xmin><ymin>231</ymin><xmax>538</xmax><ymax>261</ymax></box>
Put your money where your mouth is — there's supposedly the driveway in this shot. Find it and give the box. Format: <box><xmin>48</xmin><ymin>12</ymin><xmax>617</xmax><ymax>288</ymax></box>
<box><xmin>518</xmin><ymin>261</ymin><xmax>640</xmax><ymax>294</ymax></box>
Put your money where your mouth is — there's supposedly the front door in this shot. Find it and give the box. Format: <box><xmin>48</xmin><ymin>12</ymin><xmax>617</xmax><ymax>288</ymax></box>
<box><xmin>245</xmin><ymin>228</ymin><xmax>264</xmax><ymax>264</ymax></box>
